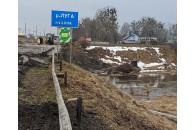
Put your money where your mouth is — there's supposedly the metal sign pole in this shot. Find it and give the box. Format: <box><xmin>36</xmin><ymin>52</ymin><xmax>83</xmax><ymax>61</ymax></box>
<box><xmin>70</xmin><ymin>29</ymin><xmax>72</xmax><ymax>64</ymax></box>
<box><xmin>57</xmin><ymin>27</ymin><xmax>59</xmax><ymax>61</ymax></box>
<box><xmin>25</xmin><ymin>22</ymin><xmax>26</xmax><ymax>37</ymax></box>
<box><xmin>51</xmin><ymin>10</ymin><xmax>78</xmax><ymax>64</ymax></box>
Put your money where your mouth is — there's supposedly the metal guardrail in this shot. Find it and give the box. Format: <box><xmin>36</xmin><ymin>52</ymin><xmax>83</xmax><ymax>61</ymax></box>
<box><xmin>52</xmin><ymin>52</ymin><xmax>72</xmax><ymax>130</ymax></box>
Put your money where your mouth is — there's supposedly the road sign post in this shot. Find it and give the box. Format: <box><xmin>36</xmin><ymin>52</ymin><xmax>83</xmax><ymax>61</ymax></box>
<box><xmin>51</xmin><ymin>10</ymin><xmax>78</xmax><ymax>28</ymax></box>
<box><xmin>59</xmin><ymin>28</ymin><xmax>71</xmax><ymax>43</ymax></box>
<box><xmin>70</xmin><ymin>29</ymin><xmax>72</xmax><ymax>64</ymax></box>
<box><xmin>51</xmin><ymin>10</ymin><xmax>78</xmax><ymax>64</ymax></box>
<box><xmin>56</xmin><ymin>27</ymin><xmax>59</xmax><ymax>61</ymax></box>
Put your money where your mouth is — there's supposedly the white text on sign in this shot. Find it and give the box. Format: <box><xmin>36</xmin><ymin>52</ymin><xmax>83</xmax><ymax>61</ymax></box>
<box><xmin>56</xmin><ymin>13</ymin><xmax>75</xmax><ymax>19</ymax></box>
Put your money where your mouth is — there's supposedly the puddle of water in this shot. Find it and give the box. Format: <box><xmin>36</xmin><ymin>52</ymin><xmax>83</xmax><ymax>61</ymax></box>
<box><xmin>104</xmin><ymin>74</ymin><xmax>177</xmax><ymax>100</ymax></box>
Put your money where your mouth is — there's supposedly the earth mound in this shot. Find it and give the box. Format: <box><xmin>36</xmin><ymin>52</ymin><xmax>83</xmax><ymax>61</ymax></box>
<box><xmin>60</xmin><ymin>46</ymin><xmax>111</xmax><ymax>71</ymax></box>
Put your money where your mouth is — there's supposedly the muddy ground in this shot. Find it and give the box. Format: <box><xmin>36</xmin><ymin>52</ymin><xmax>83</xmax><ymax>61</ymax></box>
<box><xmin>60</xmin><ymin>46</ymin><xmax>111</xmax><ymax>71</ymax></box>
<box><xmin>60</xmin><ymin>45</ymin><xmax>177</xmax><ymax>75</ymax></box>
<box><xmin>87</xmin><ymin>46</ymin><xmax>177</xmax><ymax>65</ymax></box>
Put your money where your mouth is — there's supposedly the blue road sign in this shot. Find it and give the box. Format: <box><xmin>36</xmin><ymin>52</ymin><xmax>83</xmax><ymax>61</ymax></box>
<box><xmin>51</xmin><ymin>10</ymin><xmax>78</xmax><ymax>28</ymax></box>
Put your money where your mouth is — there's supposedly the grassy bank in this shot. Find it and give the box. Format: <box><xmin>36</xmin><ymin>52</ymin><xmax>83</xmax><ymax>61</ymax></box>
<box><xmin>19</xmin><ymin>62</ymin><xmax>176</xmax><ymax>130</ymax></box>
<box><xmin>56</xmin><ymin>61</ymin><xmax>176</xmax><ymax>130</ymax></box>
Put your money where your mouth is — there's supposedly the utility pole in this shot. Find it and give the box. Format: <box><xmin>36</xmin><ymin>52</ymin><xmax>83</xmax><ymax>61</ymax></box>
<box><xmin>28</xmin><ymin>29</ymin><xmax>30</xmax><ymax>35</ymax></box>
<box><xmin>36</xmin><ymin>26</ymin><xmax>37</xmax><ymax>38</ymax></box>
<box><xmin>33</xmin><ymin>30</ymin><xmax>36</xmax><ymax>36</ymax></box>
<box><xmin>18</xmin><ymin>28</ymin><xmax>21</xmax><ymax>34</ymax></box>
<box><xmin>25</xmin><ymin>22</ymin><xmax>26</xmax><ymax>37</ymax></box>
<box><xmin>44</xmin><ymin>28</ymin><xmax>45</xmax><ymax>36</ymax></box>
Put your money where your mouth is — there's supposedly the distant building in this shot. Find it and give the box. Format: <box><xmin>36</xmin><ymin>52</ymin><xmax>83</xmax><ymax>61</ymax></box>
<box><xmin>119</xmin><ymin>34</ymin><xmax>140</xmax><ymax>44</ymax></box>
<box><xmin>18</xmin><ymin>33</ymin><xmax>25</xmax><ymax>37</ymax></box>
<box><xmin>79</xmin><ymin>37</ymin><xmax>92</xmax><ymax>42</ymax></box>
<box><xmin>166</xmin><ymin>36</ymin><xmax>177</xmax><ymax>44</ymax></box>
<box><xmin>90</xmin><ymin>42</ymin><xmax>109</xmax><ymax>45</ymax></box>
<box><xmin>139</xmin><ymin>37</ymin><xmax>158</xmax><ymax>44</ymax></box>
<box><xmin>139</xmin><ymin>37</ymin><xmax>157</xmax><ymax>42</ymax></box>
<box><xmin>119</xmin><ymin>34</ymin><xmax>159</xmax><ymax>44</ymax></box>
<box><xmin>18</xmin><ymin>34</ymin><xmax>25</xmax><ymax>38</ymax></box>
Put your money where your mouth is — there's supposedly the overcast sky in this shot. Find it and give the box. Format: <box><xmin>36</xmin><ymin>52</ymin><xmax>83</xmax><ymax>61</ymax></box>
<box><xmin>18</xmin><ymin>0</ymin><xmax>177</xmax><ymax>36</ymax></box>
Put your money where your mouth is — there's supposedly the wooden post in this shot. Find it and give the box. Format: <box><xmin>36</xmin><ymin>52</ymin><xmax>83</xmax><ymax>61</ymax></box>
<box><xmin>66</xmin><ymin>98</ymin><xmax>77</xmax><ymax>102</ymax></box>
<box><xmin>58</xmin><ymin>52</ymin><xmax>60</xmax><ymax>61</ymax></box>
<box><xmin>77</xmin><ymin>97</ymin><xmax>82</xmax><ymax>128</ymax></box>
<box><xmin>55</xmin><ymin>61</ymin><xmax>60</xmax><ymax>63</ymax></box>
<box><xmin>56</xmin><ymin>73</ymin><xmax>64</xmax><ymax>78</ymax></box>
<box><xmin>59</xmin><ymin>60</ymin><xmax>62</xmax><ymax>71</ymax></box>
<box><xmin>65</xmin><ymin>97</ymin><xmax>83</xmax><ymax>127</ymax></box>
<box><xmin>57</xmin><ymin>44</ymin><xmax>59</xmax><ymax>61</ymax></box>
<box><xmin>64</xmin><ymin>71</ymin><xmax>68</xmax><ymax>86</ymax></box>
<box><xmin>164</xmin><ymin>63</ymin><xmax>167</xmax><ymax>69</ymax></box>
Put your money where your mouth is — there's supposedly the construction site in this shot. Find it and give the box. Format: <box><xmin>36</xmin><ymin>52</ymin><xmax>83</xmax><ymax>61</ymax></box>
<box><xmin>18</xmin><ymin>36</ymin><xmax>177</xmax><ymax>130</ymax></box>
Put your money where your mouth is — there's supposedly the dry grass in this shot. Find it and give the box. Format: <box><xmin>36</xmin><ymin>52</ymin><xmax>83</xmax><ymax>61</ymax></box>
<box><xmin>19</xmin><ymin>66</ymin><xmax>56</xmax><ymax>104</ymax></box>
<box><xmin>19</xmin><ymin>62</ymin><xmax>177</xmax><ymax>129</ymax></box>
<box><xmin>56</xmin><ymin>61</ymin><xmax>177</xmax><ymax>130</ymax></box>
<box><xmin>139</xmin><ymin>94</ymin><xmax>177</xmax><ymax>115</ymax></box>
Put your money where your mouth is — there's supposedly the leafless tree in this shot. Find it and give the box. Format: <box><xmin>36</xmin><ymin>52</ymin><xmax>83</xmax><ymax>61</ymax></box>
<box><xmin>120</xmin><ymin>22</ymin><xmax>131</xmax><ymax>38</ymax></box>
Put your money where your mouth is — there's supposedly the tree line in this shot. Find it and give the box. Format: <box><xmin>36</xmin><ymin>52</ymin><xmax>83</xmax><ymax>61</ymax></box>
<box><xmin>73</xmin><ymin>6</ymin><xmax>177</xmax><ymax>44</ymax></box>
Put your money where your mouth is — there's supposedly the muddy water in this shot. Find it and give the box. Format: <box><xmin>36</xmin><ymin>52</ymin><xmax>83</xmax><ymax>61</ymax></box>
<box><xmin>104</xmin><ymin>74</ymin><xmax>177</xmax><ymax>100</ymax></box>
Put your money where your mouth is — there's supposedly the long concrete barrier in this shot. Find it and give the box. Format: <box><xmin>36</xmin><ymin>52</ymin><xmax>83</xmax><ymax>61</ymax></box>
<box><xmin>148</xmin><ymin>109</ymin><xmax>177</xmax><ymax>122</ymax></box>
<box><xmin>52</xmin><ymin>52</ymin><xmax>72</xmax><ymax>130</ymax></box>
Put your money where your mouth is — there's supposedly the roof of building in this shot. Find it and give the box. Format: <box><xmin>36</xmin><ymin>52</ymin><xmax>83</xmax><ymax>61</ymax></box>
<box><xmin>167</xmin><ymin>36</ymin><xmax>177</xmax><ymax>40</ymax></box>
<box><xmin>79</xmin><ymin>37</ymin><xmax>92</xmax><ymax>42</ymax></box>
<box><xmin>122</xmin><ymin>34</ymin><xmax>139</xmax><ymax>40</ymax></box>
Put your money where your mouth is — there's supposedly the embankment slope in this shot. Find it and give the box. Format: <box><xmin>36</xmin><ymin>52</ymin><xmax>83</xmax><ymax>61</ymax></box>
<box><xmin>19</xmin><ymin>61</ymin><xmax>176</xmax><ymax>130</ymax></box>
